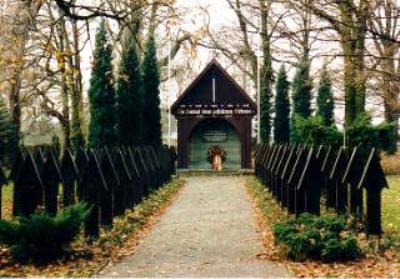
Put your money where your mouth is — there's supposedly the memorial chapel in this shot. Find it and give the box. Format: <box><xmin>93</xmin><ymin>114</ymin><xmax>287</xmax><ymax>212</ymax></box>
<box><xmin>171</xmin><ymin>60</ymin><xmax>257</xmax><ymax>170</ymax></box>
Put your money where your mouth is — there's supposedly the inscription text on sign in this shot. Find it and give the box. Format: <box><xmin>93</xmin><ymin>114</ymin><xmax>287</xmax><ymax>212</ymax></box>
<box><xmin>177</xmin><ymin>104</ymin><xmax>254</xmax><ymax>116</ymax></box>
<box><xmin>203</xmin><ymin>131</ymin><xmax>228</xmax><ymax>142</ymax></box>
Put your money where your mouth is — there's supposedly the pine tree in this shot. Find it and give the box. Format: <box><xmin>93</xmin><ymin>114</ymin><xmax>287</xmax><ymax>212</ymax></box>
<box><xmin>274</xmin><ymin>65</ymin><xmax>290</xmax><ymax>143</ymax></box>
<box><xmin>317</xmin><ymin>65</ymin><xmax>335</xmax><ymax>126</ymax></box>
<box><xmin>116</xmin><ymin>35</ymin><xmax>145</xmax><ymax>146</ymax></box>
<box><xmin>292</xmin><ymin>57</ymin><xmax>312</xmax><ymax>118</ymax></box>
<box><xmin>88</xmin><ymin>21</ymin><xmax>117</xmax><ymax>149</ymax></box>
<box><xmin>0</xmin><ymin>95</ymin><xmax>14</xmax><ymax>163</ymax></box>
<box><xmin>141</xmin><ymin>36</ymin><xmax>162</xmax><ymax>145</ymax></box>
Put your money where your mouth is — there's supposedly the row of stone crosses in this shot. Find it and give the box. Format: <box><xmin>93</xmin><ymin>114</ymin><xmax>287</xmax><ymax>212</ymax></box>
<box><xmin>0</xmin><ymin>145</ymin><xmax>176</xmax><ymax>239</ymax></box>
<box><xmin>255</xmin><ymin>144</ymin><xmax>388</xmax><ymax>236</ymax></box>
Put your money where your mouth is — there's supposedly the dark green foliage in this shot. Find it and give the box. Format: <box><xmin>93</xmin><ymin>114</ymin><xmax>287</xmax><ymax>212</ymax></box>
<box><xmin>274</xmin><ymin>65</ymin><xmax>290</xmax><ymax>143</ymax></box>
<box><xmin>273</xmin><ymin>213</ymin><xmax>360</xmax><ymax>262</ymax></box>
<box><xmin>0</xmin><ymin>95</ymin><xmax>15</xmax><ymax>163</ymax></box>
<box><xmin>260</xmin><ymin>51</ymin><xmax>273</xmax><ymax>144</ymax></box>
<box><xmin>317</xmin><ymin>65</ymin><xmax>334</xmax><ymax>126</ymax></box>
<box><xmin>0</xmin><ymin>203</ymin><xmax>90</xmax><ymax>263</ymax></box>
<box><xmin>292</xmin><ymin>58</ymin><xmax>312</xmax><ymax>118</ymax></box>
<box><xmin>291</xmin><ymin>115</ymin><xmax>343</xmax><ymax>148</ymax></box>
<box><xmin>116</xmin><ymin>35</ymin><xmax>145</xmax><ymax>146</ymax></box>
<box><xmin>88</xmin><ymin>21</ymin><xmax>117</xmax><ymax>149</ymax></box>
<box><xmin>292</xmin><ymin>113</ymin><xmax>397</xmax><ymax>154</ymax></box>
<box><xmin>346</xmin><ymin>113</ymin><xmax>397</xmax><ymax>154</ymax></box>
<box><xmin>142</xmin><ymin>36</ymin><xmax>162</xmax><ymax>145</ymax></box>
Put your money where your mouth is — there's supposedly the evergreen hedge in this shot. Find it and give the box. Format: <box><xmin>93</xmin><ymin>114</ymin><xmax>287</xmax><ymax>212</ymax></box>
<box><xmin>0</xmin><ymin>203</ymin><xmax>90</xmax><ymax>263</ymax></box>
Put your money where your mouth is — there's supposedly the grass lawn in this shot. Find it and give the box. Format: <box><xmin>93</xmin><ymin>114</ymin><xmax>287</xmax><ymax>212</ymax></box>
<box><xmin>383</xmin><ymin>175</ymin><xmax>400</xmax><ymax>235</ymax></box>
<box><xmin>1</xmin><ymin>183</ymin><xmax>13</xmax><ymax>220</ymax></box>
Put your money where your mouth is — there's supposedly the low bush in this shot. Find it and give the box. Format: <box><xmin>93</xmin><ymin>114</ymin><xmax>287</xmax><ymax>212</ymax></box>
<box><xmin>0</xmin><ymin>203</ymin><xmax>90</xmax><ymax>263</ymax></box>
<box><xmin>273</xmin><ymin>213</ymin><xmax>360</xmax><ymax>262</ymax></box>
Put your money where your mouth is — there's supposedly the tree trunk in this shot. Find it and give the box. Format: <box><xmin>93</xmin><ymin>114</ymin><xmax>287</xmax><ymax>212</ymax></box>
<box><xmin>71</xmin><ymin>19</ymin><xmax>85</xmax><ymax>149</ymax></box>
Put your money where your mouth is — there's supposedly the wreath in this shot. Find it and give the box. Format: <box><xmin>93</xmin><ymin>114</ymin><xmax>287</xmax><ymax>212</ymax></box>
<box><xmin>207</xmin><ymin>145</ymin><xmax>227</xmax><ymax>164</ymax></box>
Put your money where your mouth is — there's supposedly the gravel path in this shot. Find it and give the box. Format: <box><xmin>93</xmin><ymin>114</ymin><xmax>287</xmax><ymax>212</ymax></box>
<box><xmin>98</xmin><ymin>176</ymin><xmax>290</xmax><ymax>277</ymax></box>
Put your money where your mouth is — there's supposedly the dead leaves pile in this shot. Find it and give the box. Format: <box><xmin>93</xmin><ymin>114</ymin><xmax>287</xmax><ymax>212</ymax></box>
<box><xmin>245</xmin><ymin>176</ymin><xmax>400</xmax><ymax>278</ymax></box>
<box><xmin>0</xmin><ymin>178</ymin><xmax>185</xmax><ymax>277</ymax></box>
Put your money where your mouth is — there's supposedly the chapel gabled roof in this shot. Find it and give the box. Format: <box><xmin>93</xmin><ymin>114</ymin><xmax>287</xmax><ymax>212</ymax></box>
<box><xmin>171</xmin><ymin>59</ymin><xmax>257</xmax><ymax>114</ymax></box>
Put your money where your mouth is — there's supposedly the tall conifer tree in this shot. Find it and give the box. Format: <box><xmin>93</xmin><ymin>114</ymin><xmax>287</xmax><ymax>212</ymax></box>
<box><xmin>116</xmin><ymin>35</ymin><xmax>145</xmax><ymax>146</ymax></box>
<box><xmin>317</xmin><ymin>65</ymin><xmax>335</xmax><ymax>126</ymax></box>
<box><xmin>142</xmin><ymin>36</ymin><xmax>162</xmax><ymax>145</ymax></box>
<box><xmin>260</xmin><ymin>51</ymin><xmax>273</xmax><ymax>144</ymax></box>
<box><xmin>274</xmin><ymin>65</ymin><xmax>290</xmax><ymax>143</ymax></box>
<box><xmin>88</xmin><ymin>21</ymin><xmax>117</xmax><ymax>148</ymax></box>
<box><xmin>292</xmin><ymin>57</ymin><xmax>312</xmax><ymax>118</ymax></box>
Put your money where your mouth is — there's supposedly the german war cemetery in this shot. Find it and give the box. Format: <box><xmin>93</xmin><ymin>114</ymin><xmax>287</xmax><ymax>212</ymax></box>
<box><xmin>0</xmin><ymin>1</ymin><xmax>400</xmax><ymax>277</ymax></box>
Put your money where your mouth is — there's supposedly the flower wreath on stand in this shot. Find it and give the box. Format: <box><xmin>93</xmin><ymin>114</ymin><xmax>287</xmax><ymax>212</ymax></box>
<box><xmin>207</xmin><ymin>145</ymin><xmax>227</xmax><ymax>164</ymax></box>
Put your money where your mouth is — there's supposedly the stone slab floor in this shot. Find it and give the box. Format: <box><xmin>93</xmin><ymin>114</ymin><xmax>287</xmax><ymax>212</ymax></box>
<box><xmin>97</xmin><ymin>175</ymin><xmax>290</xmax><ymax>278</ymax></box>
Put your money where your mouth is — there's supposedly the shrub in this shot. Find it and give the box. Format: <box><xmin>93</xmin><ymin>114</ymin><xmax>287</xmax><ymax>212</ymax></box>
<box><xmin>273</xmin><ymin>213</ymin><xmax>360</xmax><ymax>262</ymax></box>
<box><xmin>292</xmin><ymin>113</ymin><xmax>397</xmax><ymax>155</ymax></box>
<box><xmin>291</xmin><ymin>115</ymin><xmax>342</xmax><ymax>148</ymax></box>
<box><xmin>0</xmin><ymin>203</ymin><xmax>90</xmax><ymax>263</ymax></box>
<box><xmin>346</xmin><ymin>113</ymin><xmax>397</xmax><ymax>155</ymax></box>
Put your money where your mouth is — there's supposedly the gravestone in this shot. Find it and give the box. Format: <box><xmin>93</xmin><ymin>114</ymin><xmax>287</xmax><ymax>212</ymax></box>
<box><xmin>274</xmin><ymin>145</ymin><xmax>289</xmax><ymax>202</ymax></box>
<box><xmin>100</xmin><ymin>148</ymin><xmax>120</xmax><ymax>227</ymax></box>
<box><xmin>80</xmin><ymin>150</ymin><xmax>107</xmax><ymax>240</ymax></box>
<box><xmin>8</xmin><ymin>149</ymin><xmax>24</xmax><ymax>182</ymax></box>
<box><xmin>127</xmin><ymin>148</ymin><xmax>146</xmax><ymax>202</ymax></box>
<box><xmin>280</xmin><ymin>145</ymin><xmax>297</xmax><ymax>209</ymax></box>
<box><xmin>75</xmin><ymin>148</ymin><xmax>89</xmax><ymax>201</ymax></box>
<box><xmin>41</xmin><ymin>149</ymin><xmax>64</xmax><ymax>216</ymax></box>
<box><xmin>321</xmin><ymin>146</ymin><xmax>337</xmax><ymax>209</ymax></box>
<box><xmin>260</xmin><ymin>145</ymin><xmax>271</xmax><ymax>185</ymax></box>
<box><xmin>297</xmin><ymin>147</ymin><xmax>322</xmax><ymax>216</ymax></box>
<box><xmin>357</xmin><ymin>148</ymin><xmax>388</xmax><ymax>236</ymax></box>
<box><xmin>270</xmin><ymin>145</ymin><xmax>284</xmax><ymax>198</ymax></box>
<box><xmin>133</xmin><ymin>147</ymin><xmax>151</xmax><ymax>195</ymax></box>
<box><xmin>330</xmin><ymin>147</ymin><xmax>349</xmax><ymax>214</ymax></box>
<box><xmin>266</xmin><ymin>145</ymin><xmax>278</xmax><ymax>191</ymax></box>
<box><xmin>60</xmin><ymin>150</ymin><xmax>79</xmax><ymax>206</ymax></box>
<box><xmin>113</xmin><ymin>149</ymin><xmax>132</xmax><ymax>215</ymax></box>
<box><xmin>288</xmin><ymin>147</ymin><xmax>308</xmax><ymax>216</ymax></box>
<box><xmin>13</xmin><ymin>152</ymin><xmax>44</xmax><ymax>217</ymax></box>
<box><xmin>142</xmin><ymin>147</ymin><xmax>158</xmax><ymax>189</ymax></box>
<box><xmin>342</xmin><ymin>147</ymin><xmax>365</xmax><ymax>220</ymax></box>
